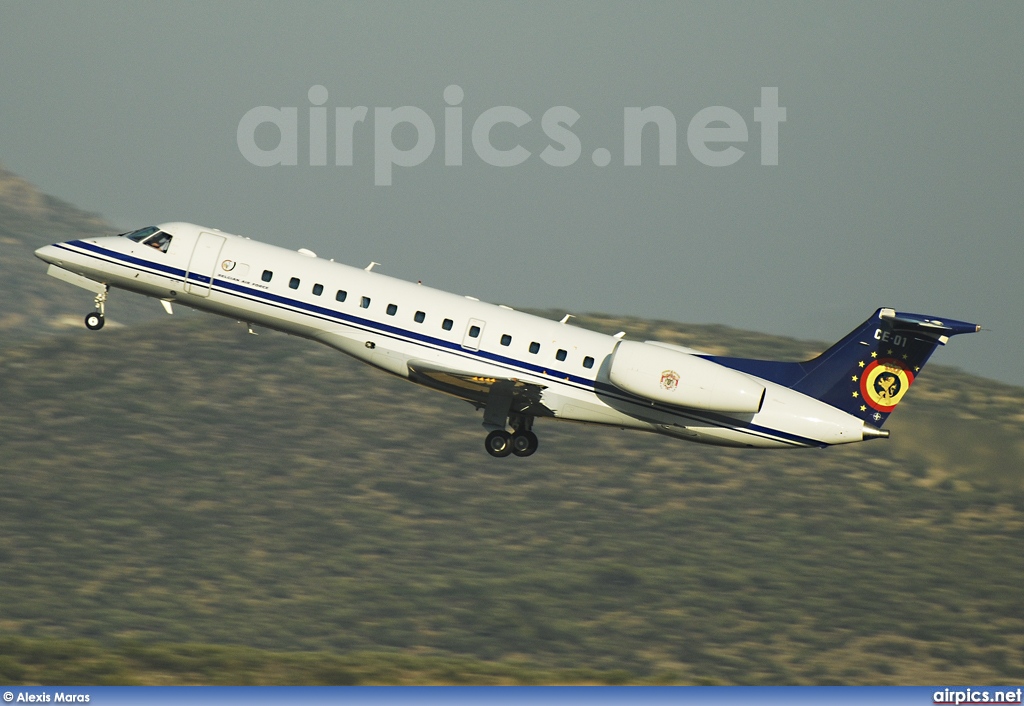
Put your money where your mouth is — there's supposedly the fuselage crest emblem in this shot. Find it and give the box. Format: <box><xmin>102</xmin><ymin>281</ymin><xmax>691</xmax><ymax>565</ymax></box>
<box><xmin>660</xmin><ymin>369</ymin><xmax>680</xmax><ymax>391</ymax></box>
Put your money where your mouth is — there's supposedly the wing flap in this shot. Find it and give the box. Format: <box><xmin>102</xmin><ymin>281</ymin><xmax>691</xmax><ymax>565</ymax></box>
<box><xmin>407</xmin><ymin>360</ymin><xmax>549</xmax><ymax>414</ymax></box>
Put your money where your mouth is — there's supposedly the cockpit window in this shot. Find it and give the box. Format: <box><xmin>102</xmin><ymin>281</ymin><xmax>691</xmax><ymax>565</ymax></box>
<box><xmin>143</xmin><ymin>231</ymin><xmax>172</xmax><ymax>253</ymax></box>
<box><xmin>121</xmin><ymin>226</ymin><xmax>160</xmax><ymax>242</ymax></box>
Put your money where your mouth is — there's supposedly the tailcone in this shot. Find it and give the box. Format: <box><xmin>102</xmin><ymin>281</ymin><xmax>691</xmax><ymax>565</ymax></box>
<box><xmin>862</xmin><ymin>426</ymin><xmax>890</xmax><ymax>440</ymax></box>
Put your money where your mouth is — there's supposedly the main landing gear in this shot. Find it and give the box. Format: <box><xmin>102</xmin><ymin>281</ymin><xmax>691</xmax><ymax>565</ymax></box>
<box><xmin>480</xmin><ymin>380</ymin><xmax>541</xmax><ymax>458</ymax></box>
<box><xmin>84</xmin><ymin>287</ymin><xmax>108</xmax><ymax>330</ymax></box>
<box><xmin>484</xmin><ymin>414</ymin><xmax>538</xmax><ymax>458</ymax></box>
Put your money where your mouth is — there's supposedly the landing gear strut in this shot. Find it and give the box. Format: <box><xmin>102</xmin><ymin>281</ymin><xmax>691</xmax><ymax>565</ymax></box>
<box><xmin>84</xmin><ymin>287</ymin><xmax>108</xmax><ymax>330</ymax></box>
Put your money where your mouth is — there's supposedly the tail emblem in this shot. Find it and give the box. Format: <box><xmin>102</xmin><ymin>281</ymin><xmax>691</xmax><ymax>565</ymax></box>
<box><xmin>860</xmin><ymin>358</ymin><xmax>915</xmax><ymax>413</ymax></box>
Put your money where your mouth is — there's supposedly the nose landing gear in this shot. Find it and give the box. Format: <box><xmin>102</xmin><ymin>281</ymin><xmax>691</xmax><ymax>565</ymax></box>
<box><xmin>84</xmin><ymin>287</ymin><xmax>108</xmax><ymax>330</ymax></box>
<box><xmin>84</xmin><ymin>311</ymin><xmax>104</xmax><ymax>330</ymax></box>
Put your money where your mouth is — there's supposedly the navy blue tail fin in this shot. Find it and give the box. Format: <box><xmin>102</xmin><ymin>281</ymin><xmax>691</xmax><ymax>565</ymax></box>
<box><xmin>709</xmin><ymin>308</ymin><xmax>980</xmax><ymax>427</ymax></box>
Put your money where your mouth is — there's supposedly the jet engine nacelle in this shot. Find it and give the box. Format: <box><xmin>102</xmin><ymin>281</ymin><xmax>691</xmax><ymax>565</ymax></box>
<box><xmin>609</xmin><ymin>340</ymin><xmax>765</xmax><ymax>413</ymax></box>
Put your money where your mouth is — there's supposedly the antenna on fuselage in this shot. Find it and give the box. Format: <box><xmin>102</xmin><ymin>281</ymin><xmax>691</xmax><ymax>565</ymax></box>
<box><xmin>559</xmin><ymin>314</ymin><xmax>574</xmax><ymax>324</ymax></box>
<box><xmin>365</xmin><ymin>261</ymin><xmax>381</xmax><ymax>272</ymax></box>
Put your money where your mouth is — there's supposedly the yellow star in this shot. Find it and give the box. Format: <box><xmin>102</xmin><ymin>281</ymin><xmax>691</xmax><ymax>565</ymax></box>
<box><xmin>858</xmin><ymin>361</ymin><xmax>865</xmax><ymax>368</ymax></box>
<box><xmin>887</xmin><ymin>349</ymin><xmax>893</xmax><ymax>355</ymax></box>
<box><xmin>851</xmin><ymin>375</ymin><xmax>858</xmax><ymax>382</ymax></box>
<box><xmin>914</xmin><ymin>366</ymin><xmax>920</xmax><ymax>372</ymax></box>
<box><xmin>902</xmin><ymin>354</ymin><xmax>908</xmax><ymax>360</ymax></box>
<box><xmin>860</xmin><ymin>405</ymin><xmax>867</xmax><ymax>412</ymax></box>
<box><xmin>852</xmin><ymin>391</ymin><xmax>859</xmax><ymax>398</ymax></box>
<box><xmin>871</xmin><ymin>352</ymin><xmax>878</xmax><ymax>358</ymax></box>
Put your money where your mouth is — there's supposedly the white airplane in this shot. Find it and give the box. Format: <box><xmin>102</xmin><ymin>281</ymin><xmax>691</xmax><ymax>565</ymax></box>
<box><xmin>35</xmin><ymin>222</ymin><xmax>980</xmax><ymax>457</ymax></box>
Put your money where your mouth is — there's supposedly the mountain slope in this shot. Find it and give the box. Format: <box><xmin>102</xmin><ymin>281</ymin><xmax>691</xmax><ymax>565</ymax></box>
<box><xmin>0</xmin><ymin>315</ymin><xmax>1021</xmax><ymax>684</ymax></box>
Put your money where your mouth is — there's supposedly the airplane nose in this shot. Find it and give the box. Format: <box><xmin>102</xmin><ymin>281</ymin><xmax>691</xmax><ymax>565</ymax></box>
<box><xmin>34</xmin><ymin>244</ymin><xmax>61</xmax><ymax>264</ymax></box>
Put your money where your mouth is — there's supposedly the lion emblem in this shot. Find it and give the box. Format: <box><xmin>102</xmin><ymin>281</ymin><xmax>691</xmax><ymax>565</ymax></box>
<box><xmin>874</xmin><ymin>372</ymin><xmax>901</xmax><ymax>400</ymax></box>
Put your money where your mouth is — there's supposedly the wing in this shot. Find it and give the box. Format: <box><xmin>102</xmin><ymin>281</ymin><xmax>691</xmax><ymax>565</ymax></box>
<box><xmin>407</xmin><ymin>359</ymin><xmax>550</xmax><ymax>417</ymax></box>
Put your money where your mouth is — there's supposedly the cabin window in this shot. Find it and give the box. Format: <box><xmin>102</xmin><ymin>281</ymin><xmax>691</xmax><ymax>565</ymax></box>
<box><xmin>386</xmin><ymin>303</ymin><xmax>398</xmax><ymax>316</ymax></box>
<box><xmin>500</xmin><ymin>334</ymin><xmax>512</xmax><ymax>346</ymax></box>
<box><xmin>556</xmin><ymin>349</ymin><xmax>567</xmax><ymax>362</ymax></box>
<box><xmin>262</xmin><ymin>270</ymin><xmax>273</xmax><ymax>282</ymax></box>
<box><xmin>360</xmin><ymin>296</ymin><xmax>371</xmax><ymax>309</ymax></box>
<box><xmin>312</xmin><ymin>283</ymin><xmax>323</xmax><ymax>296</ymax></box>
<box><xmin>414</xmin><ymin>311</ymin><xmax>425</xmax><ymax>323</ymax></box>
<box><xmin>529</xmin><ymin>342</ymin><xmax>540</xmax><ymax>354</ymax></box>
<box><xmin>289</xmin><ymin>277</ymin><xmax>300</xmax><ymax>290</ymax></box>
<box><xmin>442</xmin><ymin>318</ymin><xmax>454</xmax><ymax>331</ymax></box>
<box><xmin>468</xmin><ymin>325</ymin><xmax>480</xmax><ymax>338</ymax></box>
<box><xmin>583</xmin><ymin>356</ymin><xmax>595</xmax><ymax>369</ymax></box>
<box><xmin>336</xmin><ymin>289</ymin><xmax>347</xmax><ymax>302</ymax></box>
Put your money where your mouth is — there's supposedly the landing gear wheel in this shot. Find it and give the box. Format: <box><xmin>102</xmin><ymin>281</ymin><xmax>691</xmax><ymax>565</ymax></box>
<box><xmin>84</xmin><ymin>312</ymin><xmax>105</xmax><ymax>330</ymax></box>
<box><xmin>485</xmin><ymin>430</ymin><xmax>513</xmax><ymax>458</ymax></box>
<box><xmin>511</xmin><ymin>430</ymin><xmax>539</xmax><ymax>457</ymax></box>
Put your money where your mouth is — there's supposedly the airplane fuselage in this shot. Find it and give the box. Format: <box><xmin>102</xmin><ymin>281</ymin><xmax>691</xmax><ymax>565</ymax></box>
<box><xmin>36</xmin><ymin>222</ymin><xmax>957</xmax><ymax>455</ymax></box>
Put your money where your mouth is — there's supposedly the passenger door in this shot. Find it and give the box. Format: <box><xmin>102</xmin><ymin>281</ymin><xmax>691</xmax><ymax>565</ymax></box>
<box><xmin>185</xmin><ymin>232</ymin><xmax>226</xmax><ymax>296</ymax></box>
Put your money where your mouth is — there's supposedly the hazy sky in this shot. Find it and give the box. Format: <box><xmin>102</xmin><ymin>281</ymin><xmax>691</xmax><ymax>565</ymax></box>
<box><xmin>2</xmin><ymin>1</ymin><xmax>1021</xmax><ymax>385</ymax></box>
